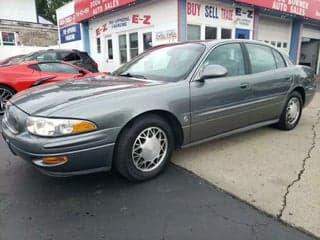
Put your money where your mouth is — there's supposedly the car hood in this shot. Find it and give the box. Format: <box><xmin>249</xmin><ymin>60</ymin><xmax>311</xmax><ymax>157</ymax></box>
<box><xmin>11</xmin><ymin>75</ymin><xmax>166</xmax><ymax>115</ymax></box>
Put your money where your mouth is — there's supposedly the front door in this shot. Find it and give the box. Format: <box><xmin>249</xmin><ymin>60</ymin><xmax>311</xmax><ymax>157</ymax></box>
<box><xmin>190</xmin><ymin>43</ymin><xmax>252</xmax><ymax>142</ymax></box>
<box><xmin>104</xmin><ymin>36</ymin><xmax>117</xmax><ymax>73</ymax></box>
<box><xmin>235</xmin><ymin>28</ymin><xmax>250</xmax><ymax>39</ymax></box>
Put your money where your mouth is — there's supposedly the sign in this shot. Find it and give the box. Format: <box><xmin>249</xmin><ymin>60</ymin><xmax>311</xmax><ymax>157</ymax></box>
<box><xmin>59</xmin><ymin>14</ymin><xmax>75</xmax><ymax>28</ymax></box>
<box><xmin>187</xmin><ymin>1</ymin><xmax>254</xmax><ymax>28</ymax></box>
<box><xmin>75</xmin><ymin>0</ymin><xmax>136</xmax><ymax>22</ymax></box>
<box><xmin>236</xmin><ymin>0</ymin><xmax>320</xmax><ymax>20</ymax></box>
<box><xmin>60</xmin><ymin>23</ymin><xmax>81</xmax><ymax>43</ymax></box>
<box><xmin>95</xmin><ymin>15</ymin><xmax>152</xmax><ymax>36</ymax></box>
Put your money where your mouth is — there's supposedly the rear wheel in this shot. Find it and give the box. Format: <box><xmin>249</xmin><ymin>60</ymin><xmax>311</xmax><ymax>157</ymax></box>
<box><xmin>114</xmin><ymin>115</ymin><xmax>175</xmax><ymax>181</ymax></box>
<box><xmin>276</xmin><ymin>91</ymin><xmax>302</xmax><ymax>130</ymax></box>
<box><xmin>0</xmin><ymin>85</ymin><xmax>16</xmax><ymax>115</ymax></box>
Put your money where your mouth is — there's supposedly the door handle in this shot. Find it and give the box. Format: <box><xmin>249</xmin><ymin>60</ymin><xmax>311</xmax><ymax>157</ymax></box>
<box><xmin>240</xmin><ymin>83</ymin><xmax>250</xmax><ymax>89</ymax></box>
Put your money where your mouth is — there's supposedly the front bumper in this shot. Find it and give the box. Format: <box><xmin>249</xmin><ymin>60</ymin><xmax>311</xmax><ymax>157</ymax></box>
<box><xmin>2</xmin><ymin>118</ymin><xmax>119</xmax><ymax>177</ymax></box>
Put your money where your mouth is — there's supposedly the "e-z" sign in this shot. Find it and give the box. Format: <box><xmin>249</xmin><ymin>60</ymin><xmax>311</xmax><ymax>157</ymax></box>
<box><xmin>132</xmin><ymin>14</ymin><xmax>151</xmax><ymax>25</ymax></box>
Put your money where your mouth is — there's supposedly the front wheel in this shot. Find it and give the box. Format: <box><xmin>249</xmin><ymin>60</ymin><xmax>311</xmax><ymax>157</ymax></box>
<box><xmin>276</xmin><ymin>91</ymin><xmax>303</xmax><ymax>130</ymax></box>
<box><xmin>0</xmin><ymin>85</ymin><xmax>16</xmax><ymax>115</ymax></box>
<box><xmin>114</xmin><ymin>115</ymin><xmax>175</xmax><ymax>181</ymax></box>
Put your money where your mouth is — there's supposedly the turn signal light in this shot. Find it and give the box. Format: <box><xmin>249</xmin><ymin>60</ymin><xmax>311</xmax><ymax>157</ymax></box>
<box><xmin>72</xmin><ymin>121</ymin><xmax>97</xmax><ymax>133</ymax></box>
<box><xmin>42</xmin><ymin>156</ymin><xmax>68</xmax><ymax>165</ymax></box>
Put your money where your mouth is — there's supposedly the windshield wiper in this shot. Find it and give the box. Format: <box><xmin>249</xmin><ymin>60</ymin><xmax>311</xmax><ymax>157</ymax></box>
<box><xmin>119</xmin><ymin>73</ymin><xmax>147</xmax><ymax>79</ymax></box>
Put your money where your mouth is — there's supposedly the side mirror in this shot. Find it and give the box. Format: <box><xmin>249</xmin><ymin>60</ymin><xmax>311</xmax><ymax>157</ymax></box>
<box><xmin>199</xmin><ymin>64</ymin><xmax>228</xmax><ymax>81</ymax></box>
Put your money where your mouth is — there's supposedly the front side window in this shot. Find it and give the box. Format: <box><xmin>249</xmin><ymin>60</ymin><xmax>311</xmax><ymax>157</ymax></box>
<box><xmin>246</xmin><ymin>44</ymin><xmax>277</xmax><ymax>73</ymax></box>
<box><xmin>37</xmin><ymin>63</ymin><xmax>80</xmax><ymax>74</ymax></box>
<box><xmin>187</xmin><ymin>24</ymin><xmax>201</xmax><ymax>40</ymax></box>
<box><xmin>204</xmin><ymin>43</ymin><xmax>245</xmax><ymax>77</ymax></box>
<box><xmin>2</xmin><ymin>32</ymin><xmax>15</xmax><ymax>46</ymax></box>
<box><xmin>114</xmin><ymin>43</ymin><xmax>205</xmax><ymax>81</ymax></box>
<box><xmin>119</xmin><ymin>34</ymin><xmax>127</xmax><ymax>64</ymax></box>
<box><xmin>129</xmin><ymin>32</ymin><xmax>139</xmax><ymax>59</ymax></box>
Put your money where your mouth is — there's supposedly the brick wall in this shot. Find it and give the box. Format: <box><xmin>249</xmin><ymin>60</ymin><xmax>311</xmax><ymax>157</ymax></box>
<box><xmin>0</xmin><ymin>20</ymin><xmax>58</xmax><ymax>47</ymax></box>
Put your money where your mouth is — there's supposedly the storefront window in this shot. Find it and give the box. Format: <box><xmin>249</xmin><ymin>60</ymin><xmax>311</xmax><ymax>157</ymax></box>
<box><xmin>187</xmin><ymin>24</ymin><xmax>201</xmax><ymax>40</ymax></box>
<box><xmin>97</xmin><ymin>38</ymin><xmax>101</xmax><ymax>53</ymax></box>
<box><xmin>221</xmin><ymin>29</ymin><xmax>232</xmax><ymax>39</ymax></box>
<box><xmin>205</xmin><ymin>27</ymin><xmax>217</xmax><ymax>40</ymax></box>
<box><xmin>107</xmin><ymin>39</ymin><xmax>113</xmax><ymax>60</ymax></box>
<box><xmin>119</xmin><ymin>34</ymin><xmax>127</xmax><ymax>64</ymax></box>
<box><xmin>129</xmin><ymin>32</ymin><xmax>139</xmax><ymax>59</ymax></box>
<box><xmin>1</xmin><ymin>32</ymin><xmax>15</xmax><ymax>46</ymax></box>
<box><xmin>143</xmin><ymin>32</ymin><xmax>153</xmax><ymax>50</ymax></box>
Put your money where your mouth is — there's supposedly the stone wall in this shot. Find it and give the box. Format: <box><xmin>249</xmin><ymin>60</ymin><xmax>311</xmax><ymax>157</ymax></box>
<box><xmin>0</xmin><ymin>20</ymin><xmax>58</xmax><ymax>47</ymax></box>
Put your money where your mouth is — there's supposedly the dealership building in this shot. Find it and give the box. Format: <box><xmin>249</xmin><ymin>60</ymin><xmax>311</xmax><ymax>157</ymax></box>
<box><xmin>56</xmin><ymin>0</ymin><xmax>320</xmax><ymax>74</ymax></box>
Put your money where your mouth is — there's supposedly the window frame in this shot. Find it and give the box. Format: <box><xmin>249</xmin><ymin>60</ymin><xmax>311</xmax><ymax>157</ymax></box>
<box><xmin>1</xmin><ymin>31</ymin><xmax>16</xmax><ymax>46</ymax></box>
<box><xmin>129</xmin><ymin>32</ymin><xmax>139</xmax><ymax>60</ymax></box>
<box><xmin>187</xmin><ymin>24</ymin><xmax>201</xmax><ymax>41</ymax></box>
<box><xmin>205</xmin><ymin>26</ymin><xmax>218</xmax><ymax>40</ymax></box>
<box><xmin>118</xmin><ymin>34</ymin><xmax>128</xmax><ymax>64</ymax></box>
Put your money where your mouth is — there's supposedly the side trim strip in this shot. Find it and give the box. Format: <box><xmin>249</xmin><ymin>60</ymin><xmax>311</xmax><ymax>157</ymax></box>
<box><xmin>182</xmin><ymin>119</ymin><xmax>279</xmax><ymax>149</ymax></box>
<box><xmin>197</xmin><ymin>96</ymin><xmax>280</xmax><ymax>117</ymax></box>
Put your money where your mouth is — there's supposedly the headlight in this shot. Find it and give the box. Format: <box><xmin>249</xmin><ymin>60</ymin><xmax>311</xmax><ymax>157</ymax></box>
<box><xmin>26</xmin><ymin>116</ymin><xmax>97</xmax><ymax>137</ymax></box>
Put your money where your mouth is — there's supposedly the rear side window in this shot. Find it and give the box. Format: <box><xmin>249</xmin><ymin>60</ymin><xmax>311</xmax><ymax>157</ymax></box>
<box><xmin>62</xmin><ymin>52</ymin><xmax>81</xmax><ymax>61</ymax></box>
<box><xmin>36</xmin><ymin>52</ymin><xmax>57</xmax><ymax>61</ymax></box>
<box><xmin>246</xmin><ymin>44</ymin><xmax>277</xmax><ymax>73</ymax></box>
<box><xmin>204</xmin><ymin>43</ymin><xmax>245</xmax><ymax>77</ymax></box>
<box><xmin>272</xmin><ymin>50</ymin><xmax>286</xmax><ymax>68</ymax></box>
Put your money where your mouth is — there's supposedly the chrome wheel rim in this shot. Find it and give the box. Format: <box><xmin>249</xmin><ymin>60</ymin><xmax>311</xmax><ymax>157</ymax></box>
<box><xmin>132</xmin><ymin>127</ymin><xmax>168</xmax><ymax>172</ymax></box>
<box><xmin>286</xmin><ymin>97</ymin><xmax>301</xmax><ymax>125</ymax></box>
<box><xmin>0</xmin><ymin>88</ymin><xmax>13</xmax><ymax>114</ymax></box>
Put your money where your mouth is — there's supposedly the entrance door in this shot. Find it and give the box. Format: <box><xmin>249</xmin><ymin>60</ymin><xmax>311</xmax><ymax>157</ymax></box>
<box><xmin>235</xmin><ymin>28</ymin><xmax>250</xmax><ymax>39</ymax></box>
<box><xmin>104</xmin><ymin>36</ymin><xmax>117</xmax><ymax>73</ymax></box>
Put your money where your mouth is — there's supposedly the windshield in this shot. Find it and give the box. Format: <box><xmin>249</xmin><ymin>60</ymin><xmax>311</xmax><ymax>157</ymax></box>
<box><xmin>113</xmin><ymin>43</ymin><xmax>205</xmax><ymax>81</ymax></box>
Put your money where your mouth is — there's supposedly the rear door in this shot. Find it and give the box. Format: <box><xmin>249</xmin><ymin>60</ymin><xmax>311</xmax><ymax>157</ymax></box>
<box><xmin>190</xmin><ymin>43</ymin><xmax>253</xmax><ymax>142</ymax></box>
<box><xmin>243</xmin><ymin>43</ymin><xmax>292</xmax><ymax>123</ymax></box>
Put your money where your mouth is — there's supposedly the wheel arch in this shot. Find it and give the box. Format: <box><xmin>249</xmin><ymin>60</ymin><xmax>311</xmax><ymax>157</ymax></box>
<box><xmin>292</xmin><ymin>86</ymin><xmax>305</xmax><ymax>105</ymax></box>
<box><xmin>0</xmin><ymin>83</ymin><xmax>17</xmax><ymax>93</ymax></box>
<box><xmin>116</xmin><ymin>110</ymin><xmax>184</xmax><ymax>149</ymax></box>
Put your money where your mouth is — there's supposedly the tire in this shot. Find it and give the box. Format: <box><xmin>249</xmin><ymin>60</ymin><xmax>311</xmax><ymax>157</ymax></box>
<box><xmin>276</xmin><ymin>91</ymin><xmax>303</xmax><ymax>130</ymax></box>
<box><xmin>114</xmin><ymin>114</ymin><xmax>175</xmax><ymax>181</ymax></box>
<box><xmin>0</xmin><ymin>85</ymin><xmax>16</xmax><ymax>115</ymax></box>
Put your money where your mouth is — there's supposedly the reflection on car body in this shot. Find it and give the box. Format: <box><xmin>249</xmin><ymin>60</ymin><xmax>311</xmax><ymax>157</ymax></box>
<box><xmin>1</xmin><ymin>40</ymin><xmax>317</xmax><ymax>181</ymax></box>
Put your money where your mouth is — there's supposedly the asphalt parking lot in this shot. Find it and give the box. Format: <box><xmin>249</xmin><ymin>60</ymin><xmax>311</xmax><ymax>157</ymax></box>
<box><xmin>0</xmin><ymin>117</ymin><xmax>317</xmax><ymax>240</ymax></box>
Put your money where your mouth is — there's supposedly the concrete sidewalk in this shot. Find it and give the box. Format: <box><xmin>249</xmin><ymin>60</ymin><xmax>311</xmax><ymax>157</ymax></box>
<box><xmin>173</xmin><ymin>93</ymin><xmax>320</xmax><ymax>237</ymax></box>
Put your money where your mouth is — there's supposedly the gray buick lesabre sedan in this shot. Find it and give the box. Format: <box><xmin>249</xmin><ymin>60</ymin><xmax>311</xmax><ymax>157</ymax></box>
<box><xmin>1</xmin><ymin>40</ymin><xmax>317</xmax><ymax>181</ymax></box>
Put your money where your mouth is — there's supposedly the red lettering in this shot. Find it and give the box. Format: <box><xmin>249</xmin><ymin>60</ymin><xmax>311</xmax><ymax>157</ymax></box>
<box><xmin>132</xmin><ymin>14</ymin><xmax>139</xmax><ymax>24</ymax></box>
<box><xmin>143</xmin><ymin>15</ymin><xmax>151</xmax><ymax>24</ymax></box>
<box><xmin>102</xmin><ymin>23</ymin><xmax>107</xmax><ymax>31</ymax></box>
<box><xmin>187</xmin><ymin>2</ymin><xmax>201</xmax><ymax>16</ymax></box>
<box><xmin>96</xmin><ymin>28</ymin><xmax>100</xmax><ymax>36</ymax></box>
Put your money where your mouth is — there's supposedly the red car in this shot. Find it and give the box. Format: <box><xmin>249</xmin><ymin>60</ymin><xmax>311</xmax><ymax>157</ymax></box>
<box><xmin>0</xmin><ymin>61</ymin><xmax>97</xmax><ymax>114</ymax></box>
